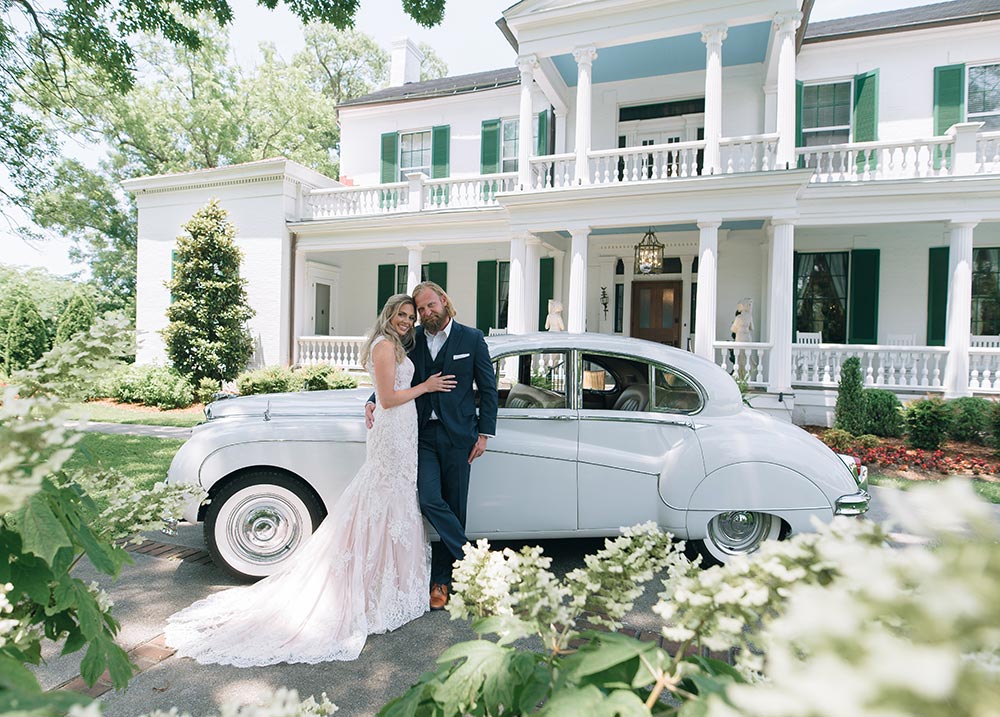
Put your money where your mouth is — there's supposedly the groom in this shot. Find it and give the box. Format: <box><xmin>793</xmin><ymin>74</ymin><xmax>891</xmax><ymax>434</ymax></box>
<box><xmin>366</xmin><ymin>281</ymin><xmax>498</xmax><ymax>610</ymax></box>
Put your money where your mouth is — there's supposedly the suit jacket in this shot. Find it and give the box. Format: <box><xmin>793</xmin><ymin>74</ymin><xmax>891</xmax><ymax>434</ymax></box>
<box><xmin>367</xmin><ymin>321</ymin><xmax>499</xmax><ymax>448</ymax></box>
<box><xmin>410</xmin><ymin>321</ymin><xmax>498</xmax><ymax>448</ymax></box>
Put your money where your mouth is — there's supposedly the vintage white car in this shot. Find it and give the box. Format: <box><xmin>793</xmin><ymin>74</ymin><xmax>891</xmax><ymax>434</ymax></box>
<box><xmin>167</xmin><ymin>333</ymin><xmax>868</xmax><ymax>579</ymax></box>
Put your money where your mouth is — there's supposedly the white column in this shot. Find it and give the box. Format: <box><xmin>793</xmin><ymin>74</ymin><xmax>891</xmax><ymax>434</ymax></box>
<box><xmin>694</xmin><ymin>221</ymin><xmax>721</xmax><ymax>359</ymax></box>
<box><xmin>767</xmin><ymin>220</ymin><xmax>795</xmax><ymax>393</ymax></box>
<box><xmin>701</xmin><ymin>25</ymin><xmax>727</xmax><ymax>176</ymax></box>
<box><xmin>405</xmin><ymin>243</ymin><xmax>423</xmax><ymax>294</ymax></box>
<box><xmin>524</xmin><ymin>237</ymin><xmax>542</xmax><ymax>332</ymax></box>
<box><xmin>573</xmin><ymin>46</ymin><xmax>598</xmax><ymax>185</ymax></box>
<box><xmin>292</xmin><ymin>244</ymin><xmax>307</xmax><ymax>363</ymax></box>
<box><xmin>508</xmin><ymin>234</ymin><xmax>528</xmax><ymax>334</ymax></box>
<box><xmin>553</xmin><ymin>249</ymin><xmax>565</xmax><ymax>314</ymax></box>
<box><xmin>568</xmin><ymin>227</ymin><xmax>590</xmax><ymax>332</ymax></box>
<box><xmin>773</xmin><ymin>12</ymin><xmax>802</xmax><ymax>169</ymax></box>
<box><xmin>943</xmin><ymin>221</ymin><xmax>977</xmax><ymax>397</ymax></box>
<box><xmin>681</xmin><ymin>256</ymin><xmax>694</xmax><ymax>350</ymax></box>
<box><xmin>517</xmin><ymin>55</ymin><xmax>538</xmax><ymax>190</ymax></box>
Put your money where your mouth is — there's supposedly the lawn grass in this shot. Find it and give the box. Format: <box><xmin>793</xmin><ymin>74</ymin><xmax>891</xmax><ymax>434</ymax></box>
<box><xmin>67</xmin><ymin>400</ymin><xmax>204</xmax><ymax>427</ymax></box>
<box><xmin>64</xmin><ymin>433</ymin><xmax>186</xmax><ymax>489</ymax></box>
<box><xmin>869</xmin><ymin>471</ymin><xmax>1000</xmax><ymax>504</ymax></box>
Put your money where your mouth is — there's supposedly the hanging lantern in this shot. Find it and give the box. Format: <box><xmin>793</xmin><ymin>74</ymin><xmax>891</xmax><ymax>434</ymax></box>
<box><xmin>633</xmin><ymin>227</ymin><xmax>664</xmax><ymax>275</ymax></box>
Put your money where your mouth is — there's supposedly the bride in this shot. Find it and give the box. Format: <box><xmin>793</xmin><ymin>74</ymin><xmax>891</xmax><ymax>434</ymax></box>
<box><xmin>164</xmin><ymin>294</ymin><xmax>456</xmax><ymax>665</ymax></box>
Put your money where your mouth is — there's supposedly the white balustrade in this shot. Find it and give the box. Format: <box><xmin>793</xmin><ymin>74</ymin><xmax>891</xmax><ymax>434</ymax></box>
<box><xmin>713</xmin><ymin>342</ymin><xmax>771</xmax><ymax>386</ymax></box>
<box><xmin>422</xmin><ymin>174</ymin><xmax>517</xmax><ymax>209</ymax></box>
<box><xmin>791</xmin><ymin>343</ymin><xmax>949</xmax><ymax>389</ymax></box>
<box><xmin>719</xmin><ymin>134</ymin><xmax>779</xmax><ymax>174</ymax></box>
<box><xmin>797</xmin><ymin>137</ymin><xmax>956</xmax><ymax>183</ymax></box>
<box><xmin>296</xmin><ymin>336</ymin><xmax>366</xmax><ymax>369</ymax></box>
<box><xmin>588</xmin><ymin>141</ymin><xmax>705</xmax><ymax>185</ymax></box>
<box><xmin>969</xmin><ymin>348</ymin><xmax>1000</xmax><ymax>392</ymax></box>
<box><xmin>528</xmin><ymin>153</ymin><xmax>575</xmax><ymax>189</ymax></box>
<box><xmin>306</xmin><ymin>184</ymin><xmax>409</xmax><ymax>218</ymax></box>
<box><xmin>977</xmin><ymin>131</ymin><xmax>1000</xmax><ymax>174</ymax></box>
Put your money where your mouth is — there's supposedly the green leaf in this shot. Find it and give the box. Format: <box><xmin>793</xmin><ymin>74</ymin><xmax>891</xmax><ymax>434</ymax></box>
<box><xmin>377</xmin><ymin>679</ymin><xmax>438</xmax><ymax>717</ymax></box>
<box><xmin>606</xmin><ymin>689</ymin><xmax>654</xmax><ymax>717</ymax></box>
<box><xmin>682</xmin><ymin>655</ymin><xmax>744</xmax><ymax>683</ymax></box>
<box><xmin>10</xmin><ymin>554</ymin><xmax>53</xmax><ymax>604</ymax></box>
<box><xmin>16</xmin><ymin>493</ymin><xmax>72</xmax><ymax>565</ymax></box>
<box><xmin>472</xmin><ymin>615</ymin><xmax>536</xmax><ymax>645</ymax></box>
<box><xmin>61</xmin><ymin>629</ymin><xmax>88</xmax><ymax>656</ymax></box>
<box><xmin>79</xmin><ymin>638</ymin><xmax>106</xmax><ymax>686</ymax></box>
<box><xmin>0</xmin><ymin>655</ymin><xmax>44</xmax><ymax>694</ymax></box>
<box><xmin>105</xmin><ymin>640</ymin><xmax>136</xmax><ymax>689</ymax></box>
<box><xmin>568</xmin><ymin>631</ymin><xmax>657</xmax><ymax>679</ymax></box>
<box><xmin>71</xmin><ymin>521</ymin><xmax>119</xmax><ymax>576</ymax></box>
<box><xmin>535</xmin><ymin>685</ymin><xmax>608</xmax><ymax>716</ymax></box>
<box><xmin>433</xmin><ymin>640</ymin><xmax>510</xmax><ymax>714</ymax></box>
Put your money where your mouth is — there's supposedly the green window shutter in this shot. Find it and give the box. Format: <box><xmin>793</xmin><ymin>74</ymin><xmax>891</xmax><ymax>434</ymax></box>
<box><xmin>480</xmin><ymin>119</ymin><xmax>501</xmax><ymax>174</ymax></box>
<box><xmin>538</xmin><ymin>257</ymin><xmax>554</xmax><ymax>331</ymax></box>
<box><xmin>795</xmin><ymin>80</ymin><xmax>804</xmax><ymax>168</ymax></box>
<box><xmin>934</xmin><ymin>64</ymin><xmax>965</xmax><ymax>170</ymax></box>
<box><xmin>853</xmin><ymin>70</ymin><xmax>879</xmax><ymax>141</ymax></box>
<box><xmin>377</xmin><ymin>264</ymin><xmax>395</xmax><ymax>315</ymax></box>
<box><xmin>427</xmin><ymin>262</ymin><xmax>447</xmax><ymax>291</ymax></box>
<box><xmin>927</xmin><ymin>246</ymin><xmax>949</xmax><ymax>346</ymax></box>
<box><xmin>476</xmin><ymin>260</ymin><xmax>498</xmax><ymax>332</ymax></box>
<box><xmin>380</xmin><ymin>132</ymin><xmax>398</xmax><ymax>184</ymax></box>
<box><xmin>431</xmin><ymin>125</ymin><xmax>450</xmax><ymax>179</ymax></box>
<box><xmin>848</xmin><ymin>249</ymin><xmax>880</xmax><ymax>344</ymax></box>
<box><xmin>537</xmin><ymin>109</ymin><xmax>549</xmax><ymax>156</ymax></box>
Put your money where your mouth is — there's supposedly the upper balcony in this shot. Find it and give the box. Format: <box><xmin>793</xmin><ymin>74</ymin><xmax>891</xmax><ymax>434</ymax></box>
<box><xmin>304</xmin><ymin>125</ymin><xmax>1000</xmax><ymax>221</ymax></box>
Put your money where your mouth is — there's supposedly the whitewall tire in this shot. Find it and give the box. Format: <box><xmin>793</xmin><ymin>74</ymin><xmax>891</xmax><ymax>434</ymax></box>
<box><xmin>696</xmin><ymin>511</ymin><xmax>782</xmax><ymax>566</ymax></box>
<box><xmin>204</xmin><ymin>471</ymin><xmax>325</xmax><ymax>580</ymax></box>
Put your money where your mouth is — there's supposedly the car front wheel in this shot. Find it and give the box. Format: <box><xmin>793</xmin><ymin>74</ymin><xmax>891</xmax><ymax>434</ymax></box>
<box><xmin>696</xmin><ymin>511</ymin><xmax>782</xmax><ymax>566</ymax></box>
<box><xmin>204</xmin><ymin>471</ymin><xmax>325</xmax><ymax>580</ymax></box>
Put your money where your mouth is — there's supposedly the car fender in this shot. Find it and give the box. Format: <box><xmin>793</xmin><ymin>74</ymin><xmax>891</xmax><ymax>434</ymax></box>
<box><xmin>683</xmin><ymin>462</ymin><xmax>832</xmax><ymax>539</ymax></box>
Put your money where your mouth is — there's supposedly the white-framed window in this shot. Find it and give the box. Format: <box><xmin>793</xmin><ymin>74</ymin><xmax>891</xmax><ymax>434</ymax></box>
<box><xmin>968</xmin><ymin>63</ymin><xmax>1000</xmax><ymax>131</ymax></box>
<box><xmin>497</xmin><ymin>117</ymin><xmax>540</xmax><ymax>173</ymax></box>
<box><xmin>395</xmin><ymin>264</ymin><xmax>428</xmax><ymax>294</ymax></box>
<box><xmin>399</xmin><ymin>130</ymin><xmax>432</xmax><ymax>181</ymax></box>
<box><xmin>801</xmin><ymin>80</ymin><xmax>852</xmax><ymax>146</ymax></box>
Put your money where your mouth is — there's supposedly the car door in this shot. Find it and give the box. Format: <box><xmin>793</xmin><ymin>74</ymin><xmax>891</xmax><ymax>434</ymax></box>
<box><xmin>467</xmin><ymin>350</ymin><xmax>579</xmax><ymax>536</ymax></box>
<box><xmin>576</xmin><ymin>353</ymin><xmax>706</xmax><ymax>531</ymax></box>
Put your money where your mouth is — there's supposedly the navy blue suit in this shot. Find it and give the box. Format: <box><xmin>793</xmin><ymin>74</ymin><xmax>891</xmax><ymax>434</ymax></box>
<box><xmin>370</xmin><ymin>321</ymin><xmax>498</xmax><ymax>586</ymax></box>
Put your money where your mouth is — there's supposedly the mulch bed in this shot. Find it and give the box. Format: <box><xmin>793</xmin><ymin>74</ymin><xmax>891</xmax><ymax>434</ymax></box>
<box><xmin>803</xmin><ymin>426</ymin><xmax>1000</xmax><ymax>480</ymax></box>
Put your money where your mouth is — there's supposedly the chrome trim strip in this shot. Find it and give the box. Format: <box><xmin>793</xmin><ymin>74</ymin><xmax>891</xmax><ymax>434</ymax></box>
<box><xmin>577</xmin><ymin>413</ymin><xmax>694</xmax><ymax>428</ymax></box>
<box><xmin>834</xmin><ymin>489</ymin><xmax>871</xmax><ymax>516</ymax></box>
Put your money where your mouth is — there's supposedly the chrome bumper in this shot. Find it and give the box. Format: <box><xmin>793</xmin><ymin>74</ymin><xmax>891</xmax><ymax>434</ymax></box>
<box><xmin>835</xmin><ymin>489</ymin><xmax>871</xmax><ymax>516</ymax></box>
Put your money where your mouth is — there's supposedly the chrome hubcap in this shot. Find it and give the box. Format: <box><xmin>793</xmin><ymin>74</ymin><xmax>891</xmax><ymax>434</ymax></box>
<box><xmin>227</xmin><ymin>494</ymin><xmax>303</xmax><ymax>565</ymax></box>
<box><xmin>707</xmin><ymin>511</ymin><xmax>772</xmax><ymax>555</ymax></box>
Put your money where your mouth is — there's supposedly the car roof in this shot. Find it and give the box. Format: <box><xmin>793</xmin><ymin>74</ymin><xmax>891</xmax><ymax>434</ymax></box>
<box><xmin>484</xmin><ymin>332</ymin><xmax>744</xmax><ymax>415</ymax></box>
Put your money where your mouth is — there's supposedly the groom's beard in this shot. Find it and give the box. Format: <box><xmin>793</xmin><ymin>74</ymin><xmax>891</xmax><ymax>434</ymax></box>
<box><xmin>421</xmin><ymin>308</ymin><xmax>448</xmax><ymax>333</ymax></box>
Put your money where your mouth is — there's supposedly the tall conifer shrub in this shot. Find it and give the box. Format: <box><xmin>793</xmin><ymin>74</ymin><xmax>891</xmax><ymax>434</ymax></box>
<box><xmin>834</xmin><ymin>356</ymin><xmax>865</xmax><ymax>435</ymax></box>
<box><xmin>4</xmin><ymin>296</ymin><xmax>49</xmax><ymax>371</ymax></box>
<box><xmin>55</xmin><ymin>290</ymin><xmax>97</xmax><ymax>343</ymax></box>
<box><xmin>162</xmin><ymin>200</ymin><xmax>254</xmax><ymax>382</ymax></box>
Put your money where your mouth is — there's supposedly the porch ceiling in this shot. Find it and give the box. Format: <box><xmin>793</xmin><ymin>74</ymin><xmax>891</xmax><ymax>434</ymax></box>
<box><xmin>550</xmin><ymin>21</ymin><xmax>772</xmax><ymax>86</ymax></box>
<box><xmin>555</xmin><ymin>220</ymin><xmax>765</xmax><ymax>237</ymax></box>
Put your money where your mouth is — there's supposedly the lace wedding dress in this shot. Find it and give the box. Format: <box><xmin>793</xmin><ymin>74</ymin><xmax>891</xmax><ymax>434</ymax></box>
<box><xmin>165</xmin><ymin>341</ymin><xmax>429</xmax><ymax>665</ymax></box>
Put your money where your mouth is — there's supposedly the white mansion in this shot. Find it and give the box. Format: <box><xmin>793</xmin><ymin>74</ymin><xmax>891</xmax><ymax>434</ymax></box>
<box><xmin>125</xmin><ymin>0</ymin><xmax>1000</xmax><ymax>425</ymax></box>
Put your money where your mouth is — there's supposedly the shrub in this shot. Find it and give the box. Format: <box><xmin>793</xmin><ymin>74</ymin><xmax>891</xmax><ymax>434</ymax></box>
<box><xmin>948</xmin><ymin>396</ymin><xmax>992</xmax><ymax>444</ymax></box>
<box><xmin>196</xmin><ymin>376</ymin><xmax>221</xmax><ymax>404</ymax></box>
<box><xmin>112</xmin><ymin>364</ymin><xmax>194</xmax><ymax>409</ymax></box>
<box><xmin>904</xmin><ymin>397</ymin><xmax>952</xmax><ymax>450</ymax></box>
<box><xmin>162</xmin><ymin>200</ymin><xmax>254</xmax><ymax>382</ymax></box>
<box><xmin>297</xmin><ymin>364</ymin><xmax>334</xmax><ymax>391</ymax></box>
<box><xmin>325</xmin><ymin>368</ymin><xmax>359</xmax><ymax>390</ymax></box>
<box><xmin>3</xmin><ymin>295</ymin><xmax>49</xmax><ymax>371</ymax></box>
<box><xmin>822</xmin><ymin>428</ymin><xmax>854</xmax><ymax>452</ymax></box>
<box><xmin>990</xmin><ymin>402</ymin><xmax>1000</xmax><ymax>451</ymax></box>
<box><xmin>834</xmin><ymin>356</ymin><xmax>865</xmax><ymax>435</ymax></box>
<box><xmin>854</xmin><ymin>434</ymin><xmax>881</xmax><ymax>448</ymax></box>
<box><xmin>861</xmin><ymin>388</ymin><xmax>905</xmax><ymax>437</ymax></box>
<box><xmin>237</xmin><ymin>365</ymin><xmax>299</xmax><ymax>395</ymax></box>
<box><xmin>54</xmin><ymin>289</ymin><xmax>96</xmax><ymax>343</ymax></box>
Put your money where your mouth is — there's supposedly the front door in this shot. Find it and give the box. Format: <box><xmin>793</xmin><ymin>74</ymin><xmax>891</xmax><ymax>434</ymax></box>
<box><xmin>313</xmin><ymin>282</ymin><xmax>331</xmax><ymax>335</ymax></box>
<box><xmin>631</xmin><ymin>281</ymin><xmax>682</xmax><ymax>347</ymax></box>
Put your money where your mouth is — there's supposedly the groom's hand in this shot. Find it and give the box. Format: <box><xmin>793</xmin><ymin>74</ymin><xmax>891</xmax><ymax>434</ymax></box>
<box><xmin>468</xmin><ymin>435</ymin><xmax>488</xmax><ymax>464</ymax></box>
<box><xmin>365</xmin><ymin>402</ymin><xmax>375</xmax><ymax>429</ymax></box>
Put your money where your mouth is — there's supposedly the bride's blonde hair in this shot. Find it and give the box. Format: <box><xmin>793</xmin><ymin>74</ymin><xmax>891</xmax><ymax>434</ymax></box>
<box><xmin>359</xmin><ymin>294</ymin><xmax>416</xmax><ymax>369</ymax></box>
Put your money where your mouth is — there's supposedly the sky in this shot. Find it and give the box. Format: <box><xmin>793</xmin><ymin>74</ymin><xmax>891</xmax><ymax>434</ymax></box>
<box><xmin>3</xmin><ymin>0</ymin><xmax>941</xmax><ymax>278</ymax></box>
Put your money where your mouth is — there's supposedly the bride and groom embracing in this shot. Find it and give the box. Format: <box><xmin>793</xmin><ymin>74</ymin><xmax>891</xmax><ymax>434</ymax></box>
<box><xmin>165</xmin><ymin>282</ymin><xmax>499</xmax><ymax>666</ymax></box>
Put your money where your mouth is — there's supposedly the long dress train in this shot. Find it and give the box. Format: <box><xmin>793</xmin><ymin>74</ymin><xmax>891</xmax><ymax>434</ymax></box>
<box><xmin>164</xmin><ymin>345</ymin><xmax>429</xmax><ymax>665</ymax></box>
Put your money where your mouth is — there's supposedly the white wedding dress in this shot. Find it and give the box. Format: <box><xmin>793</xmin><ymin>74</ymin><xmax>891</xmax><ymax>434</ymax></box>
<box><xmin>165</xmin><ymin>342</ymin><xmax>430</xmax><ymax>665</ymax></box>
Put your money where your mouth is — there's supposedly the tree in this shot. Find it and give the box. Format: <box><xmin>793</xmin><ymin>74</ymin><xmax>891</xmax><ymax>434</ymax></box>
<box><xmin>3</xmin><ymin>296</ymin><xmax>49</xmax><ymax>372</ymax></box>
<box><xmin>299</xmin><ymin>26</ymin><xmax>389</xmax><ymax>105</ymax></box>
<box><xmin>54</xmin><ymin>288</ymin><xmax>96</xmax><ymax>343</ymax></box>
<box><xmin>2</xmin><ymin>0</ymin><xmax>447</xmax><ymax>220</ymax></box>
<box><xmin>163</xmin><ymin>200</ymin><xmax>254</xmax><ymax>383</ymax></box>
<box><xmin>418</xmin><ymin>41</ymin><xmax>449</xmax><ymax>81</ymax></box>
<box><xmin>834</xmin><ymin>356</ymin><xmax>865</xmax><ymax>435</ymax></box>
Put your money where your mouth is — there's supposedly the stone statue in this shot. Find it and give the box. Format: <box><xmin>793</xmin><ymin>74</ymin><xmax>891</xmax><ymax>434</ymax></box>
<box><xmin>729</xmin><ymin>298</ymin><xmax>756</xmax><ymax>377</ymax></box>
<box><xmin>544</xmin><ymin>299</ymin><xmax>565</xmax><ymax>332</ymax></box>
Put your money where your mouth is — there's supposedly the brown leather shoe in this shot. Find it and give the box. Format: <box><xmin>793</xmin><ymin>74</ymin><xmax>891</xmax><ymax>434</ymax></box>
<box><xmin>429</xmin><ymin>583</ymin><xmax>449</xmax><ymax>611</ymax></box>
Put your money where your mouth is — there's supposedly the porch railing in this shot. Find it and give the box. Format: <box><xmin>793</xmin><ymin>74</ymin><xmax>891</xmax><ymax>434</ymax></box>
<box><xmin>969</xmin><ymin>348</ymin><xmax>1000</xmax><ymax>393</ymax></box>
<box><xmin>306</xmin><ymin>184</ymin><xmax>409</xmax><ymax>219</ymax></box>
<box><xmin>797</xmin><ymin>137</ymin><xmax>955</xmax><ymax>183</ymax></box>
<box><xmin>713</xmin><ymin>341</ymin><xmax>771</xmax><ymax>387</ymax></box>
<box><xmin>423</xmin><ymin>174</ymin><xmax>517</xmax><ymax>209</ymax></box>
<box><xmin>719</xmin><ymin>134</ymin><xmax>779</xmax><ymax>174</ymax></box>
<box><xmin>791</xmin><ymin>343</ymin><xmax>949</xmax><ymax>389</ymax></box>
<box><xmin>296</xmin><ymin>335</ymin><xmax>366</xmax><ymax>369</ymax></box>
<box><xmin>977</xmin><ymin>131</ymin><xmax>1000</xmax><ymax>174</ymax></box>
<box><xmin>588</xmin><ymin>140</ymin><xmax>706</xmax><ymax>185</ymax></box>
<box><xmin>529</xmin><ymin>153</ymin><xmax>575</xmax><ymax>189</ymax></box>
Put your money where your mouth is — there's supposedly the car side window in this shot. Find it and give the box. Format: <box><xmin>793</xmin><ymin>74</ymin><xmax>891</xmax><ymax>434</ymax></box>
<box><xmin>653</xmin><ymin>366</ymin><xmax>702</xmax><ymax>413</ymax></box>
<box><xmin>494</xmin><ymin>352</ymin><xmax>568</xmax><ymax>409</ymax></box>
<box><xmin>581</xmin><ymin>359</ymin><xmax>617</xmax><ymax>392</ymax></box>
